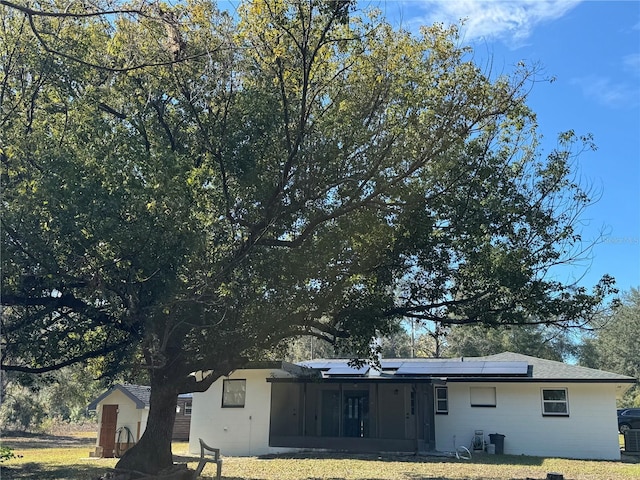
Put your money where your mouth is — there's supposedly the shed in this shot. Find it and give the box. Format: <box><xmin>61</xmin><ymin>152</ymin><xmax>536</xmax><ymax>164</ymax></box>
<box><xmin>88</xmin><ymin>384</ymin><xmax>192</xmax><ymax>457</ymax></box>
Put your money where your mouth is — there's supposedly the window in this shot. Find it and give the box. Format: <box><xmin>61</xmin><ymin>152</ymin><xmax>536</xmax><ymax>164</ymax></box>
<box><xmin>470</xmin><ymin>387</ymin><xmax>496</xmax><ymax>407</ymax></box>
<box><xmin>542</xmin><ymin>388</ymin><xmax>569</xmax><ymax>416</ymax></box>
<box><xmin>222</xmin><ymin>379</ymin><xmax>246</xmax><ymax>408</ymax></box>
<box><xmin>184</xmin><ymin>401</ymin><xmax>192</xmax><ymax>415</ymax></box>
<box><xmin>435</xmin><ymin>386</ymin><xmax>448</xmax><ymax>414</ymax></box>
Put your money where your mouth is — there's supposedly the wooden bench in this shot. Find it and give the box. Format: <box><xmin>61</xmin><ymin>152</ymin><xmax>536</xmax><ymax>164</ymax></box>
<box><xmin>194</xmin><ymin>438</ymin><xmax>222</xmax><ymax>480</ymax></box>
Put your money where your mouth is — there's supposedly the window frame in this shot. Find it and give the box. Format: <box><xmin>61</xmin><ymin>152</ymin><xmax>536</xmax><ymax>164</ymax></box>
<box><xmin>435</xmin><ymin>386</ymin><xmax>448</xmax><ymax>414</ymax></box>
<box><xmin>470</xmin><ymin>386</ymin><xmax>497</xmax><ymax>408</ymax></box>
<box><xmin>184</xmin><ymin>400</ymin><xmax>192</xmax><ymax>416</ymax></box>
<box><xmin>222</xmin><ymin>379</ymin><xmax>247</xmax><ymax>408</ymax></box>
<box><xmin>541</xmin><ymin>387</ymin><xmax>569</xmax><ymax>416</ymax></box>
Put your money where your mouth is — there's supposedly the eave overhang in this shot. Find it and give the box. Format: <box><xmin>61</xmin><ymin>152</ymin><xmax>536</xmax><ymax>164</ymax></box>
<box><xmin>267</xmin><ymin>376</ymin><xmax>636</xmax><ymax>385</ymax></box>
<box><xmin>443</xmin><ymin>377</ymin><xmax>637</xmax><ymax>384</ymax></box>
<box><xmin>267</xmin><ymin>376</ymin><xmax>445</xmax><ymax>384</ymax></box>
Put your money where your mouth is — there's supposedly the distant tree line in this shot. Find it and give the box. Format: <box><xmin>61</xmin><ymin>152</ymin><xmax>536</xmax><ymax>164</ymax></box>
<box><xmin>286</xmin><ymin>288</ymin><xmax>639</xmax><ymax>407</ymax></box>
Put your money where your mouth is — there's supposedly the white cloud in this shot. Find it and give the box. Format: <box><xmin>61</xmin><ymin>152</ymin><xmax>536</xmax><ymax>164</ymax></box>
<box><xmin>623</xmin><ymin>53</ymin><xmax>640</xmax><ymax>76</ymax></box>
<box><xmin>406</xmin><ymin>0</ymin><xmax>582</xmax><ymax>45</ymax></box>
<box><xmin>571</xmin><ymin>75</ymin><xmax>640</xmax><ymax>109</ymax></box>
<box><xmin>571</xmin><ymin>53</ymin><xmax>640</xmax><ymax>108</ymax></box>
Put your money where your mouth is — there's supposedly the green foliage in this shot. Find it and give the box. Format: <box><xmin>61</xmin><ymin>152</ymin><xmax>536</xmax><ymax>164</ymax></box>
<box><xmin>578</xmin><ymin>288</ymin><xmax>640</xmax><ymax>406</ymax></box>
<box><xmin>0</xmin><ymin>364</ymin><xmax>103</xmax><ymax>431</ymax></box>
<box><xmin>379</xmin><ymin>329</ymin><xmax>413</xmax><ymax>359</ymax></box>
<box><xmin>0</xmin><ymin>383</ymin><xmax>48</xmax><ymax>431</ymax></box>
<box><xmin>0</xmin><ymin>445</ymin><xmax>15</xmax><ymax>462</ymax></box>
<box><xmin>1</xmin><ymin>0</ymin><xmax>614</xmax><ymax>376</ymax></box>
<box><xmin>443</xmin><ymin>323</ymin><xmax>576</xmax><ymax>361</ymax></box>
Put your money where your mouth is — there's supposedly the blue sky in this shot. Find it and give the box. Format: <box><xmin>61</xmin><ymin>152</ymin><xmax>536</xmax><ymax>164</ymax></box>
<box><xmin>376</xmin><ymin>0</ymin><xmax>640</xmax><ymax>296</ymax></box>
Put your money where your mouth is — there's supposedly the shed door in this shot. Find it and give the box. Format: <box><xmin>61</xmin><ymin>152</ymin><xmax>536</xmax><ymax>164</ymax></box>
<box><xmin>99</xmin><ymin>404</ymin><xmax>118</xmax><ymax>457</ymax></box>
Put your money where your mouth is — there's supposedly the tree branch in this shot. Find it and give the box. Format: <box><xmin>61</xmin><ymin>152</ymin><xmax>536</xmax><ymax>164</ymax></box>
<box><xmin>2</xmin><ymin>0</ymin><xmax>211</xmax><ymax>73</ymax></box>
<box><xmin>1</xmin><ymin>338</ymin><xmax>133</xmax><ymax>373</ymax></box>
<box><xmin>0</xmin><ymin>1</ymin><xmax>149</xmax><ymax>19</ymax></box>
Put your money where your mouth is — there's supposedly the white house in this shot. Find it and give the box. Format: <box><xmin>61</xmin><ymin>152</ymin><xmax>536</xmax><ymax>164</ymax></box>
<box><xmin>88</xmin><ymin>384</ymin><xmax>192</xmax><ymax>457</ymax></box>
<box><xmin>188</xmin><ymin>353</ymin><xmax>635</xmax><ymax>460</ymax></box>
<box><xmin>189</xmin><ymin>362</ymin><xmax>304</xmax><ymax>457</ymax></box>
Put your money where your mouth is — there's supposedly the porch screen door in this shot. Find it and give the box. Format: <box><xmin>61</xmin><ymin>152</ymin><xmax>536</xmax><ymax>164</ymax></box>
<box><xmin>343</xmin><ymin>391</ymin><xmax>369</xmax><ymax>438</ymax></box>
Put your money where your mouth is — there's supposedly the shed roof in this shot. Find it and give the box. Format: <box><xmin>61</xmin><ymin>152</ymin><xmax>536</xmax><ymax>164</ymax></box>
<box><xmin>87</xmin><ymin>384</ymin><xmax>151</xmax><ymax>410</ymax></box>
<box><xmin>87</xmin><ymin>384</ymin><xmax>196</xmax><ymax>411</ymax></box>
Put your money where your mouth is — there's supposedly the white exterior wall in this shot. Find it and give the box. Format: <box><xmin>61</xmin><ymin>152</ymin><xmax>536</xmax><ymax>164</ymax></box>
<box><xmin>95</xmin><ymin>390</ymin><xmax>147</xmax><ymax>446</ymax></box>
<box><xmin>434</xmin><ymin>382</ymin><xmax>620</xmax><ymax>460</ymax></box>
<box><xmin>139</xmin><ymin>409</ymin><xmax>149</xmax><ymax>440</ymax></box>
<box><xmin>189</xmin><ymin>368</ymin><xmax>296</xmax><ymax>456</ymax></box>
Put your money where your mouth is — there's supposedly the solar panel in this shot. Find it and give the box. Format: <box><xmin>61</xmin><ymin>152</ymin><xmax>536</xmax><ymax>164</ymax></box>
<box><xmin>380</xmin><ymin>360</ymin><xmax>405</xmax><ymax>369</ymax></box>
<box><xmin>298</xmin><ymin>359</ymin><xmax>529</xmax><ymax>377</ymax></box>
<box><xmin>325</xmin><ymin>365</ymin><xmax>370</xmax><ymax>376</ymax></box>
<box><xmin>481</xmin><ymin>361</ymin><xmax>528</xmax><ymax>375</ymax></box>
<box><xmin>395</xmin><ymin>361</ymin><xmax>528</xmax><ymax>376</ymax></box>
<box><xmin>298</xmin><ymin>360</ymin><xmax>332</xmax><ymax>369</ymax></box>
<box><xmin>395</xmin><ymin>362</ymin><xmax>478</xmax><ymax>375</ymax></box>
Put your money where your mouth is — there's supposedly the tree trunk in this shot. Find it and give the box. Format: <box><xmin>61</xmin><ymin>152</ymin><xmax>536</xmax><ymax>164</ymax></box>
<box><xmin>115</xmin><ymin>373</ymin><xmax>179</xmax><ymax>475</ymax></box>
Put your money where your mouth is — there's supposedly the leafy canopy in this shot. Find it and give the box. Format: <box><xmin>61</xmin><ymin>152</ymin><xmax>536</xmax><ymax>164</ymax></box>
<box><xmin>1</xmin><ymin>0</ymin><xmax>615</xmax><ymax>388</ymax></box>
<box><xmin>1</xmin><ymin>0</ymin><xmax>618</xmax><ymax>473</ymax></box>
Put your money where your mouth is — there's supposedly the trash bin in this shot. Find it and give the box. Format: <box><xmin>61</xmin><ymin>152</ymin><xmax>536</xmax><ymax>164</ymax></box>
<box><xmin>489</xmin><ymin>433</ymin><xmax>505</xmax><ymax>454</ymax></box>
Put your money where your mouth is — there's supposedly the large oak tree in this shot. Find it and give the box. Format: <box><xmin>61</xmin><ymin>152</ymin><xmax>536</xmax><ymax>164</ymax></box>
<box><xmin>1</xmin><ymin>0</ymin><xmax>615</xmax><ymax>473</ymax></box>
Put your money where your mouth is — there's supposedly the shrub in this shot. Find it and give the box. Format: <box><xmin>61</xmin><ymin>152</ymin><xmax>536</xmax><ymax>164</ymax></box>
<box><xmin>0</xmin><ymin>445</ymin><xmax>15</xmax><ymax>462</ymax></box>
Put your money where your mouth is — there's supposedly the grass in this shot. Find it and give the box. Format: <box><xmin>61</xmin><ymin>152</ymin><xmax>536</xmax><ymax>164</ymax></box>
<box><xmin>202</xmin><ymin>453</ymin><xmax>640</xmax><ymax>480</ymax></box>
<box><xmin>1</xmin><ymin>433</ymin><xmax>638</xmax><ymax>480</ymax></box>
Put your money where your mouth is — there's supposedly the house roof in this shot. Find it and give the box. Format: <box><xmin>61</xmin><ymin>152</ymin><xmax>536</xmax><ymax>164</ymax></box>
<box><xmin>88</xmin><ymin>384</ymin><xmax>151</xmax><ymax>410</ymax></box>
<box><xmin>275</xmin><ymin>352</ymin><xmax>636</xmax><ymax>385</ymax></box>
<box><xmin>468</xmin><ymin>352</ymin><xmax>636</xmax><ymax>383</ymax></box>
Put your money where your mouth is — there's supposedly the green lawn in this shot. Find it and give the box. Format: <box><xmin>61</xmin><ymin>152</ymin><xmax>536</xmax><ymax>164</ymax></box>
<box><xmin>1</xmin><ymin>435</ymin><xmax>638</xmax><ymax>480</ymax></box>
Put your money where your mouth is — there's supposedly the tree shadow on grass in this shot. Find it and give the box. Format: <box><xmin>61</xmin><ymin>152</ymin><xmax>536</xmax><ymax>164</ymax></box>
<box><xmin>0</xmin><ymin>462</ymin><xmax>112</xmax><ymax>480</ymax></box>
<box><xmin>173</xmin><ymin>452</ymin><xmax>201</xmax><ymax>464</ymax></box>
<box><xmin>219</xmin><ymin>477</ymin><xmax>455</xmax><ymax>480</ymax></box>
<box><xmin>1</xmin><ymin>452</ymin><xmax>208</xmax><ymax>480</ymax></box>
<box><xmin>2</xmin><ymin>431</ymin><xmax>95</xmax><ymax>449</ymax></box>
<box><xmin>217</xmin><ymin>478</ymin><xmax>451</xmax><ymax>480</ymax></box>
<box><xmin>256</xmin><ymin>451</ymin><xmax>545</xmax><ymax>466</ymax></box>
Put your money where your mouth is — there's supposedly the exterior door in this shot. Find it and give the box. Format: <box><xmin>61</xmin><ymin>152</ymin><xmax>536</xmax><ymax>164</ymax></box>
<box><xmin>99</xmin><ymin>404</ymin><xmax>118</xmax><ymax>457</ymax></box>
<box><xmin>343</xmin><ymin>391</ymin><xmax>369</xmax><ymax>438</ymax></box>
<box><xmin>405</xmin><ymin>386</ymin><xmax>416</xmax><ymax>439</ymax></box>
<box><xmin>420</xmin><ymin>385</ymin><xmax>435</xmax><ymax>451</ymax></box>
